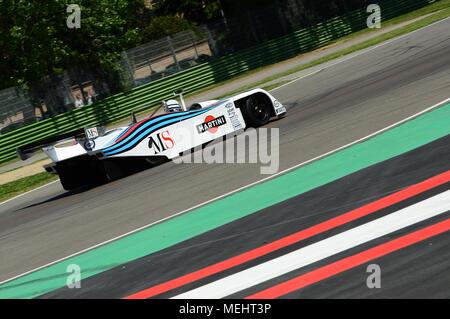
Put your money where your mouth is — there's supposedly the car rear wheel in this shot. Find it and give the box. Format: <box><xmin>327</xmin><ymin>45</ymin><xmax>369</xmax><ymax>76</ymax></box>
<box><xmin>58</xmin><ymin>167</ymin><xmax>103</xmax><ymax>191</ymax></box>
<box><xmin>56</xmin><ymin>157</ymin><xmax>108</xmax><ymax>191</ymax></box>
<box><xmin>103</xmin><ymin>160</ymin><xmax>124</xmax><ymax>181</ymax></box>
<box><xmin>58</xmin><ymin>171</ymin><xmax>80</xmax><ymax>191</ymax></box>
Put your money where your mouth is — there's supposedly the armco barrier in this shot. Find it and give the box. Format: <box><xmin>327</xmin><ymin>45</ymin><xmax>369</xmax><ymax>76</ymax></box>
<box><xmin>0</xmin><ymin>0</ymin><xmax>438</xmax><ymax>163</ymax></box>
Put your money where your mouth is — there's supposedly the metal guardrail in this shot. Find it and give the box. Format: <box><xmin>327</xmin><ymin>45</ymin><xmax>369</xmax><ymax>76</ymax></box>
<box><xmin>0</xmin><ymin>0</ymin><xmax>437</xmax><ymax>163</ymax></box>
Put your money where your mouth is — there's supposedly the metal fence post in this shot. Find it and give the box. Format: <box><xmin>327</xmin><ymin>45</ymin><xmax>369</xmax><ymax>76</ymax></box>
<box><xmin>204</xmin><ymin>25</ymin><xmax>218</xmax><ymax>57</ymax></box>
<box><xmin>167</xmin><ymin>36</ymin><xmax>180</xmax><ymax>71</ymax></box>
<box><xmin>120</xmin><ymin>51</ymin><xmax>135</xmax><ymax>88</ymax></box>
<box><xmin>190</xmin><ymin>31</ymin><xmax>199</xmax><ymax>59</ymax></box>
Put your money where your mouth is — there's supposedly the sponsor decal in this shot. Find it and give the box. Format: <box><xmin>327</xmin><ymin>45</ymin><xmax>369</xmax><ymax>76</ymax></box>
<box><xmin>148</xmin><ymin>130</ymin><xmax>175</xmax><ymax>154</ymax></box>
<box><xmin>274</xmin><ymin>100</ymin><xmax>286</xmax><ymax>115</ymax></box>
<box><xmin>225</xmin><ymin>102</ymin><xmax>242</xmax><ymax>130</ymax></box>
<box><xmin>197</xmin><ymin>115</ymin><xmax>227</xmax><ymax>134</ymax></box>
<box><xmin>275</xmin><ymin>107</ymin><xmax>286</xmax><ymax>114</ymax></box>
<box><xmin>84</xmin><ymin>126</ymin><xmax>102</xmax><ymax>139</ymax></box>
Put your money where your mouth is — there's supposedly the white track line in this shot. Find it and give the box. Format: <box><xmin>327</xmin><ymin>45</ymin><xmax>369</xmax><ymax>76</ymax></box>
<box><xmin>1</xmin><ymin>17</ymin><xmax>450</xmax><ymax>285</ymax></box>
<box><xmin>0</xmin><ymin>180</ymin><xmax>60</xmax><ymax>206</ymax></box>
<box><xmin>270</xmin><ymin>16</ymin><xmax>450</xmax><ymax>93</ymax></box>
<box><xmin>174</xmin><ymin>190</ymin><xmax>450</xmax><ymax>299</ymax></box>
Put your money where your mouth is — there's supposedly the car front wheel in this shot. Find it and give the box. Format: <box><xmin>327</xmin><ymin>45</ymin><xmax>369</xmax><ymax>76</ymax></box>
<box><xmin>241</xmin><ymin>94</ymin><xmax>272</xmax><ymax>127</ymax></box>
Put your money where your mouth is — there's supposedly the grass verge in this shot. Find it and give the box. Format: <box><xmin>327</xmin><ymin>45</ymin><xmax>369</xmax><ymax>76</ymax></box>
<box><xmin>0</xmin><ymin>172</ymin><xmax>58</xmax><ymax>203</ymax></box>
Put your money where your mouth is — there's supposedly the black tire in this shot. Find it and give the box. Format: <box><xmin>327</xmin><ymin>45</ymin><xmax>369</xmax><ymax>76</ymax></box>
<box><xmin>145</xmin><ymin>156</ymin><xmax>167</xmax><ymax>166</ymax></box>
<box><xmin>56</xmin><ymin>157</ymin><xmax>108</xmax><ymax>190</ymax></box>
<box><xmin>58</xmin><ymin>168</ymin><xmax>100</xmax><ymax>191</ymax></box>
<box><xmin>241</xmin><ymin>94</ymin><xmax>272</xmax><ymax>127</ymax></box>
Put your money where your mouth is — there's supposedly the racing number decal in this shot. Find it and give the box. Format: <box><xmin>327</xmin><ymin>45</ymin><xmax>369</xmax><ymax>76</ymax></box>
<box><xmin>148</xmin><ymin>130</ymin><xmax>174</xmax><ymax>154</ymax></box>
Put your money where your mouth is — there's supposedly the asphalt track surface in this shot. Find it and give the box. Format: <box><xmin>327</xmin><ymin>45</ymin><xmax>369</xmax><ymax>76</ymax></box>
<box><xmin>42</xmin><ymin>135</ymin><xmax>450</xmax><ymax>298</ymax></box>
<box><xmin>1</xmin><ymin>18</ymin><xmax>450</xmax><ymax>297</ymax></box>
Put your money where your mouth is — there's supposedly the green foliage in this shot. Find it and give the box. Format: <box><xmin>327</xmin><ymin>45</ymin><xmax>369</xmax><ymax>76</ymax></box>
<box><xmin>140</xmin><ymin>15</ymin><xmax>195</xmax><ymax>42</ymax></box>
<box><xmin>155</xmin><ymin>0</ymin><xmax>222</xmax><ymax>23</ymax></box>
<box><xmin>0</xmin><ymin>0</ymin><xmax>148</xmax><ymax>89</ymax></box>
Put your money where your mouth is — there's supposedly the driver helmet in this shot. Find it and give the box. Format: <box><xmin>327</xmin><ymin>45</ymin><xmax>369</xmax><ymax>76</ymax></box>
<box><xmin>164</xmin><ymin>99</ymin><xmax>183</xmax><ymax>113</ymax></box>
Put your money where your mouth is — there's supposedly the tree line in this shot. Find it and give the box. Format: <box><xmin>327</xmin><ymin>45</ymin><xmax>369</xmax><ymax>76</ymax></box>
<box><xmin>0</xmin><ymin>0</ymin><xmax>371</xmax><ymax>91</ymax></box>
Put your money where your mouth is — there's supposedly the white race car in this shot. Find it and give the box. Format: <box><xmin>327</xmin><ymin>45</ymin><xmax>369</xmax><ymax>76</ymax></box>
<box><xmin>17</xmin><ymin>88</ymin><xmax>286</xmax><ymax>190</ymax></box>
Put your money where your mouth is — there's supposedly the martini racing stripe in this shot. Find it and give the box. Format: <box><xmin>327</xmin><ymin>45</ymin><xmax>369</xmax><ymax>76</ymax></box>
<box><xmin>103</xmin><ymin>109</ymin><xmax>211</xmax><ymax>156</ymax></box>
<box><xmin>104</xmin><ymin>111</ymin><xmax>189</xmax><ymax>153</ymax></box>
<box><xmin>104</xmin><ymin>108</ymin><xmax>210</xmax><ymax>154</ymax></box>
<box><xmin>103</xmin><ymin>108</ymin><xmax>210</xmax><ymax>155</ymax></box>
<box><xmin>111</xmin><ymin>112</ymin><xmax>191</xmax><ymax>148</ymax></box>
<box><xmin>115</xmin><ymin>113</ymin><xmax>174</xmax><ymax>143</ymax></box>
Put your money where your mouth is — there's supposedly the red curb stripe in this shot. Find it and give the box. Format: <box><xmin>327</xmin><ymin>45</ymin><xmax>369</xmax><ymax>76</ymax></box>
<box><xmin>246</xmin><ymin>217</ymin><xmax>450</xmax><ymax>299</ymax></box>
<box><xmin>124</xmin><ymin>170</ymin><xmax>450</xmax><ymax>299</ymax></box>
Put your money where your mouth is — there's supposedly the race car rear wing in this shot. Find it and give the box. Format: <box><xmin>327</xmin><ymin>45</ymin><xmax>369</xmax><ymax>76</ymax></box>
<box><xmin>16</xmin><ymin>128</ymin><xmax>86</xmax><ymax>160</ymax></box>
<box><xmin>16</xmin><ymin>110</ymin><xmax>139</xmax><ymax>161</ymax></box>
